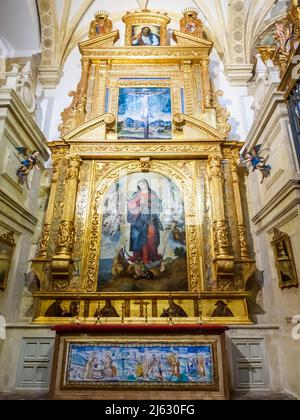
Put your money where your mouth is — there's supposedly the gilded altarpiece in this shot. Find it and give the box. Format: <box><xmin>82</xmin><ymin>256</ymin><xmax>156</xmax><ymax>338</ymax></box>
<box><xmin>32</xmin><ymin>10</ymin><xmax>254</xmax><ymax>326</ymax></box>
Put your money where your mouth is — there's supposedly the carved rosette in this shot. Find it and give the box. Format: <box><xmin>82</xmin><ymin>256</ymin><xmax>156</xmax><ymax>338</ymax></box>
<box><xmin>140</xmin><ymin>157</ymin><xmax>151</xmax><ymax>172</ymax></box>
<box><xmin>238</xmin><ymin>225</ymin><xmax>249</xmax><ymax>258</ymax></box>
<box><xmin>213</xmin><ymin>221</ymin><xmax>229</xmax><ymax>256</ymax></box>
<box><xmin>67</xmin><ymin>155</ymin><xmax>82</xmax><ymax>181</ymax></box>
<box><xmin>57</xmin><ymin>221</ymin><xmax>75</xmax><ymax>254</ymax></box>
<box><xmin>38</xmin><ymin>224</ymin><xmax>51</xmax><ymax>256</ymax></box>
<box><xmin>208</xmin><ymin>155</ymin><xmax>223</xmax><ymax>180</ymax></box>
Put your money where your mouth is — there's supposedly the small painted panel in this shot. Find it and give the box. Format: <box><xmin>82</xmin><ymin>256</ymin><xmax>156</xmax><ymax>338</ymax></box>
<box><xmin>65</xmin><ymin>343</ymin><xmax>215</xmax><ymax>386</ymax></box>
<box><xmin>117</xmin><ymin>87</ymin><xmax>172</xmax><ymax>140</ymax></box>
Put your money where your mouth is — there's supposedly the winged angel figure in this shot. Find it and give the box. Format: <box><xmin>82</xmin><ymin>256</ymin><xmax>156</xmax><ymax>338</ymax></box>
<box><xmin>15</xmin><ymin>147</ymin><xmax>40</xmax><ymax>188</ymax></box>
<box><xmin>239</xmin><ymin>144</ymin><xmax>272</xmax><ymax>184</ymax></box>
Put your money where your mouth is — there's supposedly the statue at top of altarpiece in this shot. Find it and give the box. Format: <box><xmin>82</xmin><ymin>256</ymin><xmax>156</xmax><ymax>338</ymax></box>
<box><xmin>89</xmin><ymin>10</ymin><xmax>113</xmax><ymax>39</ymax></box>
<box><xmin>180</xmin><ymin>8</ymin><xmax>204</xmax><ymax>38</ymax></box>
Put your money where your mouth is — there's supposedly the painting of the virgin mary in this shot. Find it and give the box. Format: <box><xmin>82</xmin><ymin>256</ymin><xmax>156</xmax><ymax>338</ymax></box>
<box><xmin>97</xmin><ymin>173</ymin><xmax>188</xmax><ymax>292</ymax></box>
<box><xmin>127</xmin><ymin>179</ymin><xmax>162</xmax><ymax>264</ymax></box>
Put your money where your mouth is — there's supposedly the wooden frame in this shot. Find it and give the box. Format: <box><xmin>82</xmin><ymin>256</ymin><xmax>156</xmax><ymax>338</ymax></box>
<box><xmin>272</xmin><ymin>228</ymin><xmax>299</xmax><ymax>289</ymax></box>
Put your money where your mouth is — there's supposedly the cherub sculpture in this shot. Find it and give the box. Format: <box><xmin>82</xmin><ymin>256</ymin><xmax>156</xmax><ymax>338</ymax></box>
<box><xmin>239</xmin><ymin>144</ymin><xmax>272</xmax><ymax>184</ymax></box>
<box><xmin>15</xmin><ymin>147</ymin><xmax>40</xmax><ymax>188</ymax></box>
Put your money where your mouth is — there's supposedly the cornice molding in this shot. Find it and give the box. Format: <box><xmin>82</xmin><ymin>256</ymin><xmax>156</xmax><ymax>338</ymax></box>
<box><xmin>62</xmin><ymin>113</ymin><xmax>115</xmax><ymax>141</ymax></box>
<box><xmin>246</xmin><ymin>83</ymin><xmax>287</xmax><ymax>148</ymax></box>
<box><xmin>0</xmin><ymin>190</ymin><xmax>38</xmax><ymax>233</ymax></box>
<box><xmin>173</xmin><ymin>113</ymin><xmax>226</xmax><ymax>140</ymax></box>
<box><xmin>252</xmin><ymin>179</ymin><xmax>300</xmax><ymax>227</ymax></box>
<box><xmin>0</xmin><ymin>88</ymin><xmax>50</xmax><ymax>160</ymax></box>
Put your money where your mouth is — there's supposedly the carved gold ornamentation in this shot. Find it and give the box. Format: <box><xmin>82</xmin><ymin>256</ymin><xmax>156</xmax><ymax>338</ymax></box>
<box><xmin>215</xmin><ymin>91</ymin><xmax>231</xmax><ymax>137</ymax></box>
<box><xmin>262</xmin><ymin>2</ymin><xmax>300</xmax><ymax>81</ymax></box>
<box><xmin>238</xmin><ymin>225</ymin><xmax>249</xmax><ymax>259</ymax></box>
<box><xmin>173</xmin><ymin>114</ymin><xmax>225</xmax><ymax>139</ymax></box>
<box><xmin>213</xmin><ymin>221</ymin><xmax>229</xmax><ymax>256</ymax></box>
<box><xmin>57</xmin><ymin>221</ymin><xmax>75</xmax><ymax>253</ymax></box>
<box><xmin>140</xmin><ymin>157</ymin><xmax>151</xmax><ymax>172</ymax></box>
<box><xmin>59</xmin><ymin>59</ymin><xmax>90</xmax><ymax>137</ymax></box>
<box><xmin>67</xmin><ymin>155</ymin><xmax>82</xmax><ymax>181</ymax></box>
<box><xmin>38</xmin><ymin>224</ymin><xmax>51</xmax><ymax>256</ymax></box>
<box><xmin>83</xmin><ymin>160</ymin><xmax>203</xmax><ymax>293</ymax></box>
<box><xmin>83</xmin><ymin>48</ymin><xmax>209</xmax><ymax>59</ymax></box>
<box><xmin>217</xmin><ymin>277</ymin><xmax>235</xmax><ymax>291</ymax></box>
<box><xmin>89</xmin><ymin>11</ymin><xmax>112</xmax><ymax>39</ymax></box>
<box><xmin>52</xmin><ymin>163</ymin><xmax>59</xmax><ymax>184</ymax></box>
<box><xmin>70</xmin><ymin>144</ymin><xmax>221</xmax><ymax>156</ymax></box>
<box><xmin>32</xmin><ymin>8</ymin><xmax>254</xmax><ymax>325</ymax></box>
<box><xmin>183</xmin><ymin>60</ymin><xmax>193</xmax><ymax>114</ymax></box>
<box><xmin>208</xmin><ymin>156</ymin><xmax>223</xmax><ymax>180</ymax></box>
<box><xmin>180</xmin><ymin>8</ymin><xmax>204</xmax><ymax>39</ymax></box>
<box><xmin>63</xmin><ymin>114</ymin><xmax>115</xmax><ymax>141</ymax></box>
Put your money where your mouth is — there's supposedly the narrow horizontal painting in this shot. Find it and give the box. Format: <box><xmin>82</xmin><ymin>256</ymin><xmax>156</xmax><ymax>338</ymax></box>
<box><xmin>65</xmin><ymin>343</ymin><xmax>215</xmax><ymax>387</ymax></box>
<box><xmin>117</xmin><ymin>87</ymin><xmax>172</xmax><ymax>139</ymax></box>
<box><xmin>97</xmin><ymin>172</ymin><xmax>188</xmax><ymax>292</ymax></box>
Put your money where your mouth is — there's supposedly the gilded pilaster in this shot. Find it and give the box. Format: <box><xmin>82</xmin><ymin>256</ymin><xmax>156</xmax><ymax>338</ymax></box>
<box><xmin>77</xmin><ymin>58</ymin><xmax>90</xmax><ymax>124</ymax></box>
<box><xmin>182</xmin><ymin>60</ymin><xmax>193</xmax><ymax>115</ymax></box>
<box><xmin>230</xmin><ymin>158</ymin><xmax>250</xmax><ymax>259</ymax></box>
<box><xmin>38</xmin><ymin>160</ymin><xmax>60</xmax><ymax>257</ymax></box>
<box><xmin>52</xmin><ymin>155</ymin><xmax>82</xmax><ymax>283</ymax></box>
<box><xmin>208</xmin><ymin>156</ymin><xmax>234</xmax><ymax>281</ymax></box>
<box><xmin>201</xmin><ymin>58</ymin><xmax>213</xmax><ymax>109</ymax></box>
<box><xmin>92</xmin><ymin>60</ymin><xmax>109</xmax><ymax>118</ymax></box>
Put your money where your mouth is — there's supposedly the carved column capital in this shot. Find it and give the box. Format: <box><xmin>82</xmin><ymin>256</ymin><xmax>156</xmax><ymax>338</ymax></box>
<box><xmin>208</xmin><ymin>155</ymin><xmax>223</xmax><ymax>180</ymax></box>
<box><xmin>67</xmin><ymin>155</ymin><xmax>82</xmax><ymax>181</ymax></box>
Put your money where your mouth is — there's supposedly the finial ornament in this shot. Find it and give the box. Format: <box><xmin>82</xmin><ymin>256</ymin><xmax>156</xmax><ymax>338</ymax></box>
<box><xmin>180</xmin><ymin>8</ymin><xmax>204</xmax><ymax>38</ymax></box>
<box><xmin>183</xmin><ymin>8</ymin><xmax>199</xmax><ymax>18</ymax></box>
<box><xmin>89</xmin><ymin>10</ymin><xmax>112</xmax><ymax>39</ymax></box>
<box><xmin>94</xmin><ymin>10</ymin><xmax>109</xmax><ymax>19</ymax></box>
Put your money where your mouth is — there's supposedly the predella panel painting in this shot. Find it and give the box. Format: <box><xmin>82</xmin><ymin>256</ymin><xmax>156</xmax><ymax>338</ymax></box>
<box><xmin>98</xmin><ymin>173</ymin><xmax>188</xmax><ymax>292</ymax></box>
<box><xmin>117</xmin><ymin>87</ymin><xmax>172</xmax><ymax>140</ymax></box>
<box><xmin>66</xmin><ymin>343</ymin><xmax>214</xmax><ymax>386</ymax></box>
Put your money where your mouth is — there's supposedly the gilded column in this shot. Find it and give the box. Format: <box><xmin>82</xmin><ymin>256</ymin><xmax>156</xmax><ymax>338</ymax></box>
<box><xmin>208</xmin><ymin>156</ymin><xmax>234</xmax><ymax>278</ymax></box>
<box><xmin>91</xmin><ymin>60</ymin><xmax>108</xmax><ymax>118</ymax></box>
<box><xmin>182</xmin><ymin>60</ymin><xmax>193</xmax><ymax>115</ymax></box>
<box><xmin>37</xmin><ymin>160</ymin><xmax>60</xmax><ymax>257</ymax></box>
<box><xmin>201</xmin><ymin>58</ymin><xmax>213</xmax><ymax>109</ymax></box>
<box><xmin>52</xmin><ymin>155</ymin><xmax>82</xmax><ymax>281</ymax></box>
<box><xmin>76</xmin><ymin>57</ymin><xmax>90</xmax><ymax>125</ymax></box>
<box><xmin>230</xmin><ymin>158</ymin><xmax>250</xmax><ymax>259</ymax></box>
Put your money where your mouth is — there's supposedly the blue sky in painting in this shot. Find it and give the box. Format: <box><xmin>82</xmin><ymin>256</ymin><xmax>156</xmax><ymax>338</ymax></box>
<box><xmin>118</xmin><ymin>87</ymin><xmax>171</xmax><ymax>122</ymax></box>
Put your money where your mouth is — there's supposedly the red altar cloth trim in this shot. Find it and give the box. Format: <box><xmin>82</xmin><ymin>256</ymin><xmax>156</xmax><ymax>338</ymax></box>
<box><xmin>51</xmin><ymin>324</ymin><xmax>229</xmax><ymax>335</ymax></box>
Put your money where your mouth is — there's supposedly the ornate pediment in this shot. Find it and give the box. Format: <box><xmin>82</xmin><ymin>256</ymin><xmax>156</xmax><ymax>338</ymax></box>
<box><xmin>63</xmin><ymin>114</ymin><xmax>115</xmax><ymax>141</ymax></box>
<box><xmin>79</xmin><ymin>31</ymin><xmax>120</xmax><ymax>51</ymax></box>
<box><xmin>172</xmin><ymin>30</ymin><xmax>213</xmax><ymax>51</ymax></box>
<box><xmin>173</xmin><ymin>114</ymin><xmax>226</xmax><ymax>141</ymax></box>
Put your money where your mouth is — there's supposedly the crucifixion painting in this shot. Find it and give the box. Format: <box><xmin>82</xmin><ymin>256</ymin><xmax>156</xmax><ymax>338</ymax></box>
<box><xmin>117</xmin><ymin>87</ymin><xmax>172</xmax><ymax>140</ymax></box>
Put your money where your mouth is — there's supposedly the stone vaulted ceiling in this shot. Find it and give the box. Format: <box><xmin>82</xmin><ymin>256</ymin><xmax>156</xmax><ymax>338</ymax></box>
<box><xmin>0</xmin><ymin>0</ymin><xmax>290</xmax><ymax>81</ymax></box>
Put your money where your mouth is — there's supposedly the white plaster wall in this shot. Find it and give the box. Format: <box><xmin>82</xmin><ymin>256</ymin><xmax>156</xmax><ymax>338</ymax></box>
<box><xmin>245</xmin><ymin>81</ymin><xmax>300</xmax><ymax>397</ymax></box>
